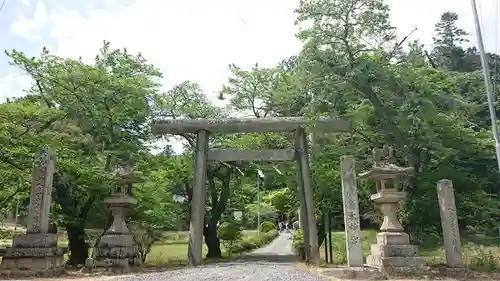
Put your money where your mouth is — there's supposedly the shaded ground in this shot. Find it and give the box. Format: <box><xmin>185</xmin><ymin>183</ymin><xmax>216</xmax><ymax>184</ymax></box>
<box><xmin>109</xmin><ymin>234</ymin><xmax>316</xmax><ymax>281</ymax></box>
<box><xmin>232</xmin><ymin>232</ymin><xmax>295</xmax><ymax>263</ymax></box>
<box><xmin>118</xmin><ymin>262</ymin><xmax>325</xmax><ymax>281</ymax></box>
<box><xmin>13</xmin><ymin>233</ymin><xmax>313</xmax><ymax>281</ymax></box>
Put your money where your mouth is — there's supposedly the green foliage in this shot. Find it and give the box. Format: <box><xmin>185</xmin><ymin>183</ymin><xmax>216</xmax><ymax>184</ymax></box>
<box><xmin>217</xmin><ymin>219</ymin><xmax>243</xmax><ymax>257</ymax></box>
<box><xmin>218</xmin><ymin>220</ymin><xmax>243</xmax><ymax>242</ymax></box>
<box><xmin>244</xmin><ymin>203</ymin><xmax>278</xmax><ymax>228</ymax></box>
<box><xmin>292</xmin><ymin>229</ymin><xmax>305</xmax><ymax>260</ymax></box>
<box><xmin>0</xmin><ymin>229</ymin><xmax>16</xmax><ymax>240</ymax></box>
<box><xmin>131</xmin><ymin>226</ymin><xmax>163</xmax><ymax>263</ymax></box>
<box><xmin>230</xmin><ymin>230</ymin><xmax>279</xmax><ymax>254</ymax></box>
<box><xmin>263</xmin><ymin>188</ymin><xmax>295</xmax><ymax>218</ymax></box>
<box><xmin>1</xmin><ymin>0</ymin><xmax>500</xmax><ymax>269</ymax></box>
<box><xmin>260</xmin><ymin>221</ymin><xmax>276</xmax><ymax>233</ymax></box>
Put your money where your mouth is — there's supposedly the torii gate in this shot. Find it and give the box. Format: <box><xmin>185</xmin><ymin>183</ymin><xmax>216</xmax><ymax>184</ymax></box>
<box><xmin>151</xmin><ymin>117</ymin><xmax>351</xmax><ymax>265</ymax></box>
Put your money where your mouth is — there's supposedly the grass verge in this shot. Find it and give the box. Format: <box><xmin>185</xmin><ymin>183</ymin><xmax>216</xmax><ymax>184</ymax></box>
<box><xmin>307</xmin><ymin>230</ymin><xmax>500</xmax><ymax>272</ymax></box>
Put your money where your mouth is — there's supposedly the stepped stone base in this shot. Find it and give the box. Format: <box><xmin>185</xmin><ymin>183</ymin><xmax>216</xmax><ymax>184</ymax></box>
<box><xmin>90</xmin><ymin>233</ymin><xmax>139</xmax><ymax>274</ymax></box>
<box><xmin>0</xmin><ymin>234</ymin><xmax>64</xmax><ymax>278</ymax></box>
<box><xmin>366</xmin><ymin>232</ymin><xmax>424</xmax><ymax>274</ymax></box>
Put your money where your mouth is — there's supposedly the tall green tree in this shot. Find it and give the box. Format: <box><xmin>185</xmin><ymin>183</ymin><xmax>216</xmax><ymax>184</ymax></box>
<box><xmin>3</xmin><ymin>41</ymin><xmax>162</xmax><ymax>265</ymax></box>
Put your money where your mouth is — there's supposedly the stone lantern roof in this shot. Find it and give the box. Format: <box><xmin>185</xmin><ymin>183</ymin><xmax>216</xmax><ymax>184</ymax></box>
<box><xmin>359</xmin><ymin>144</ymin><xmax>414</xmax><ymax>180</ymax></box>
<box><xmin>113</xmin><ymin>163</ymin><xmax>143</xmax><ymax>184</ymax></box>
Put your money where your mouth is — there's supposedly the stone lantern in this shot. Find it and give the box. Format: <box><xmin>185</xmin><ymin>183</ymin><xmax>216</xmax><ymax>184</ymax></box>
<box><xmin>93</xmin><ymin>163</ymin><xmax>140</xmax><ymax>273</ymax></box>
<box><xmin>359</xmin><ymin>145</ymin><xmax>424</xmax><ymax>273</ymax></box>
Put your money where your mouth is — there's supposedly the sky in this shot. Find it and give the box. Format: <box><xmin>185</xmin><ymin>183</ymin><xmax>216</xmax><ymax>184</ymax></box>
<box><xmin>0</xmin><ymin>0</ymin><xmax>499</xmax><ymax>152</ymax></box>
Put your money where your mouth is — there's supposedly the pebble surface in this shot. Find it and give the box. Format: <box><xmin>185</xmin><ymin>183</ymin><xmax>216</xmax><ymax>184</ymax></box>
<box><xmin>15</xmin><ymin>233</ymin><xmax>324</xmax><ymax>281</ymax></box>
<box><xmin>118</xmin><ymin>262</ymin><xmax>326</xmax><ymax>281</ymax></box>
<box><xmin>118</xmin><ymin>233</ymin><xmax>325</xmax><ymax>281</ymax></box>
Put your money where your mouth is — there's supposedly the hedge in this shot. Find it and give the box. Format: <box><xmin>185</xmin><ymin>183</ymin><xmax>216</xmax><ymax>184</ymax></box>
<box><xmin>0</xmin><ymin>230</ymin><xmax>15</xmax><ymax>240</ymax></box>
<box><xmin>230</xmin><ymin>229</ymin><xmax>279</xmax><ymax>254</ymax></box>
<box><xmin>292</xmin><ymin>229</ymin><xmax>305</xmax><ymax>260</ymax></box>
<box><xmin>260</xmin><ymin>221</ymin><xmax>275</xmax><ymax>233</ymax></box>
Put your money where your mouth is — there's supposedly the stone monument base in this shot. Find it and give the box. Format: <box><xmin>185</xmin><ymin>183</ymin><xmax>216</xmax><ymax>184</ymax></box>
<box><xmin>0</xmin><ymin>233</ymin><xmax>64</xmax><ymax>278</ymax></box>
<box><xmin>366</xmin><ymin>232</ymin><xmax>424</xmax><ymax>275</ymax></box>
<box><xmin>92</xmin><ymin>233</ymin><xmax>139</xmax><ymax>273</ymax></box>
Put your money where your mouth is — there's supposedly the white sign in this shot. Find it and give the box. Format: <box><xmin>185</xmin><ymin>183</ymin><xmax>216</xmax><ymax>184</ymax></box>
<box><xmin>233</xmin><ymin>211</ymin><xmax>243</xmax><ymax>220</ymax></box>
<box><xmin>172</xmin><ymin>195</ymin><xmax>186</xmax><ymax>203</ymax></box>
<box><xmin>257</xmin><ymin>169</ymin><xmax>265</xmax><ymax>179</ymax></box>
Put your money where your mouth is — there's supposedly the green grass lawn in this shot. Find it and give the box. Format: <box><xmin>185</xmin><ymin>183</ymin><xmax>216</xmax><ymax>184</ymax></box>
<box><xmin>144</xmin><ymin>230</ymin><xmax>261</xmax><ymax>264</ymax></box>
<box><xmin>319</xmin><ymin>230</ymin><xmax>500</xmax><ymax>271</ymax></box>
<box><xmin>0</xmin><ymin>230</ymin><xmax>261</xmax><ymax>266</ymax></box>
<box><xmin>146</xmin><ymin>242</ymin><xmax>209</xmax><ymax>265</ymax></box>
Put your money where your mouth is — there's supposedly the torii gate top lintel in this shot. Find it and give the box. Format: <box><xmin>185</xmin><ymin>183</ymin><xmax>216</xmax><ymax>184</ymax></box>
<box><xmin>151</xmin><ymin>116</ymin><xmax>352</xmax><ymax>135</ymax></box>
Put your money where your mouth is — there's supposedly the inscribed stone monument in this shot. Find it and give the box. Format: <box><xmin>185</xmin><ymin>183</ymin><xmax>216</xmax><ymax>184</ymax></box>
<box><xmin>340</xmin><ymin>155</ymin><xmax>363</xmax><ymax>267</ymax></box>
<box><xmin>437</xmin><ymin>179</ymin><xmax>463</xmax><ymax>268</ymax></box>
<box><xmin>0</xmin><ymin>148</ymin><xmax>64</xmax><ymax>277</ymax></box>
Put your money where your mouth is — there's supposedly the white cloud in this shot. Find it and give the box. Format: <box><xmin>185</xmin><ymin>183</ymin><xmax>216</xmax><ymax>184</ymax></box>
<box><xmin>7</xmin><ymin>0</ymin><xmax>500</xmax><ymax>98</ymax></box>
<box><xmin>20</xmin><ymin>0</ymin><xmax>32</xmax><ymax>6</ymax></box>
<box><xmin>4</xmin><ymin>0</ymin><xmax>500</xmax><ymax>153</ymax></box>
<box><xmin>0</xmin><ymin>73</ymin><xmax>32</xmax><ymax>102</ymax></box>
<box><xmin>9</xmin><ymin>0</ymin><xmax>302</xmax><ymax>102</ymax></box>
<box><xmin>9</xmin><ymin>0</ymin><xmax>48</xmax><ymax>41</ymax></box>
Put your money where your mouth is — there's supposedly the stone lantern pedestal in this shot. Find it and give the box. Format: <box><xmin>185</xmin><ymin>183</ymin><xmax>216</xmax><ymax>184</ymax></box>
<box><xmin>366</xmin><ymin>190</ymin><xmax>423</xmax><ymax>271</ymax></box>
<box><xmin>90</xmin><ymin>164</ymin><xmax>141</xmax><ymax>273</ymax></box>
<box><xmin>360</xmin><ymin>145</ymin><xmax>424</xmax><ymax>274</ymax></box>
<box><xmin>93</xmin><ymin>194</ymin><xmax>138</xmax><ymax>273</ymax></box>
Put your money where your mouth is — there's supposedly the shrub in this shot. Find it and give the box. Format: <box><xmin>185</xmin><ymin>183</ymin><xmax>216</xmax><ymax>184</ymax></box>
<box><xmin>230</xmin><ymin>230</ymin><xmax>279</xmax><ymax>254</ymax></box>
<box><xmin>218</xmin><ymin>220</ymin><xmax>243</xmax><ymax>257</ymax></box>
<box><xmin>130</xmin><ymin>224</ymin><xmax>163</xmax><ymax>263</ymax></box>
<box><xmin>260</xmin><ymin>221</ymin><xmax>276</xmax><ymax>233</ymax></box>
<box><xmin>0</xmin><ymin>230</ymin><xmax>15</xmax><ymax>240</ymax></box>
<box><xmin>292</xmin><ymin>229</ymin><xmax>305</xmax><ymax>260</ymax></box>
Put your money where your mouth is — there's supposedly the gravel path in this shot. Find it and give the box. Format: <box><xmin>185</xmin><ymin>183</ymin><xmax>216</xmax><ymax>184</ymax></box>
<box><xmin>117</xmin><ymin>262</ymin><xmax>326</xmax><ymax>281</ymax></box>
<box><xmin>20</xmin><ymin>233</ymin><xmax>324</xmax><ymax>281</ymax></box>
<box><xmin>116</xmin><ymin>233</ymin><xmax>324</xmax><ymax>281</ymax></box>
<box><xmin>251</xmin><ymin>232</ymin><xmax>293</xmax><ymax>255</ymax></box>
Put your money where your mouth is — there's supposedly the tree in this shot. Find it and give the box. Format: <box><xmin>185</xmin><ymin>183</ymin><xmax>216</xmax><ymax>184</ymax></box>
<box><xmin>1</xmin><ymin>2</ymin><xmax>500</xmax><ymax>267</ymax></box>
<box><xmin>290</xmin><ymin>0</ymin><xmax>499</xmax><ymax>237</ymax></box>
<box><xmin>431</xmin><ymin>12</ymin><xmax>470</xmax><ymax>71</ymax></box>
<box><xmin>3</xmin><ymin>41</ymin><xmax>162</xmax><ymax>265</ymax></box>
<box><xmin>221</xmin><ymin>63</ymin><xmax>279</xmax><ymax>118</ymax></box>
<box><xmin>155</xmin><ymin>81</ymin><xmax>250</xmax><ymax>258</ymax></box>
<box><xmin>129</xmin><ymin>154</ymin><xmax>182</xmax><ymax>263</ymax></box>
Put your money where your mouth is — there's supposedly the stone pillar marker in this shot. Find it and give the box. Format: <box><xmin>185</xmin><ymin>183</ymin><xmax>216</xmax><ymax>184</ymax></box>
<box><xmin>340</xmin><ymin>155</ymin><xmax>363</xmax><ymax>267</ymax></box>
<box><xmin>27</xmin><ymin>149</ymin><xmax>54</xmax><ymax>233</ymax></box>
<box><xmin>437</xmin><ymin>179</ymin><xmax>463</xmax><ymax>268</ymax></box>
<box><xmin>0</xmin><ymin>148</ymin><xmax>64</xmax><ymax>277</ymax></box>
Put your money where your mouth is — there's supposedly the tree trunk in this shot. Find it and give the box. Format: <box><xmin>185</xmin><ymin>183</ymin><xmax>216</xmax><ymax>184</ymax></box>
<box><xmin>66</xmin><ymin>223</ymin><xmax>89</xmax><ymax>266</ymax></box>
<box><xmin>203</xmin><ymin>223</ymin><xmax>222</xmax><ymax>258</ymax></box>
<box><xmin>202</xmin><ymin>166</ymin><xmax>232</xmax><ymax>259</ymax></box>
<box><xmin>317</xmin><ymin>219</ymin><xmax>326</xmax><ymax>248</ymax></box>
